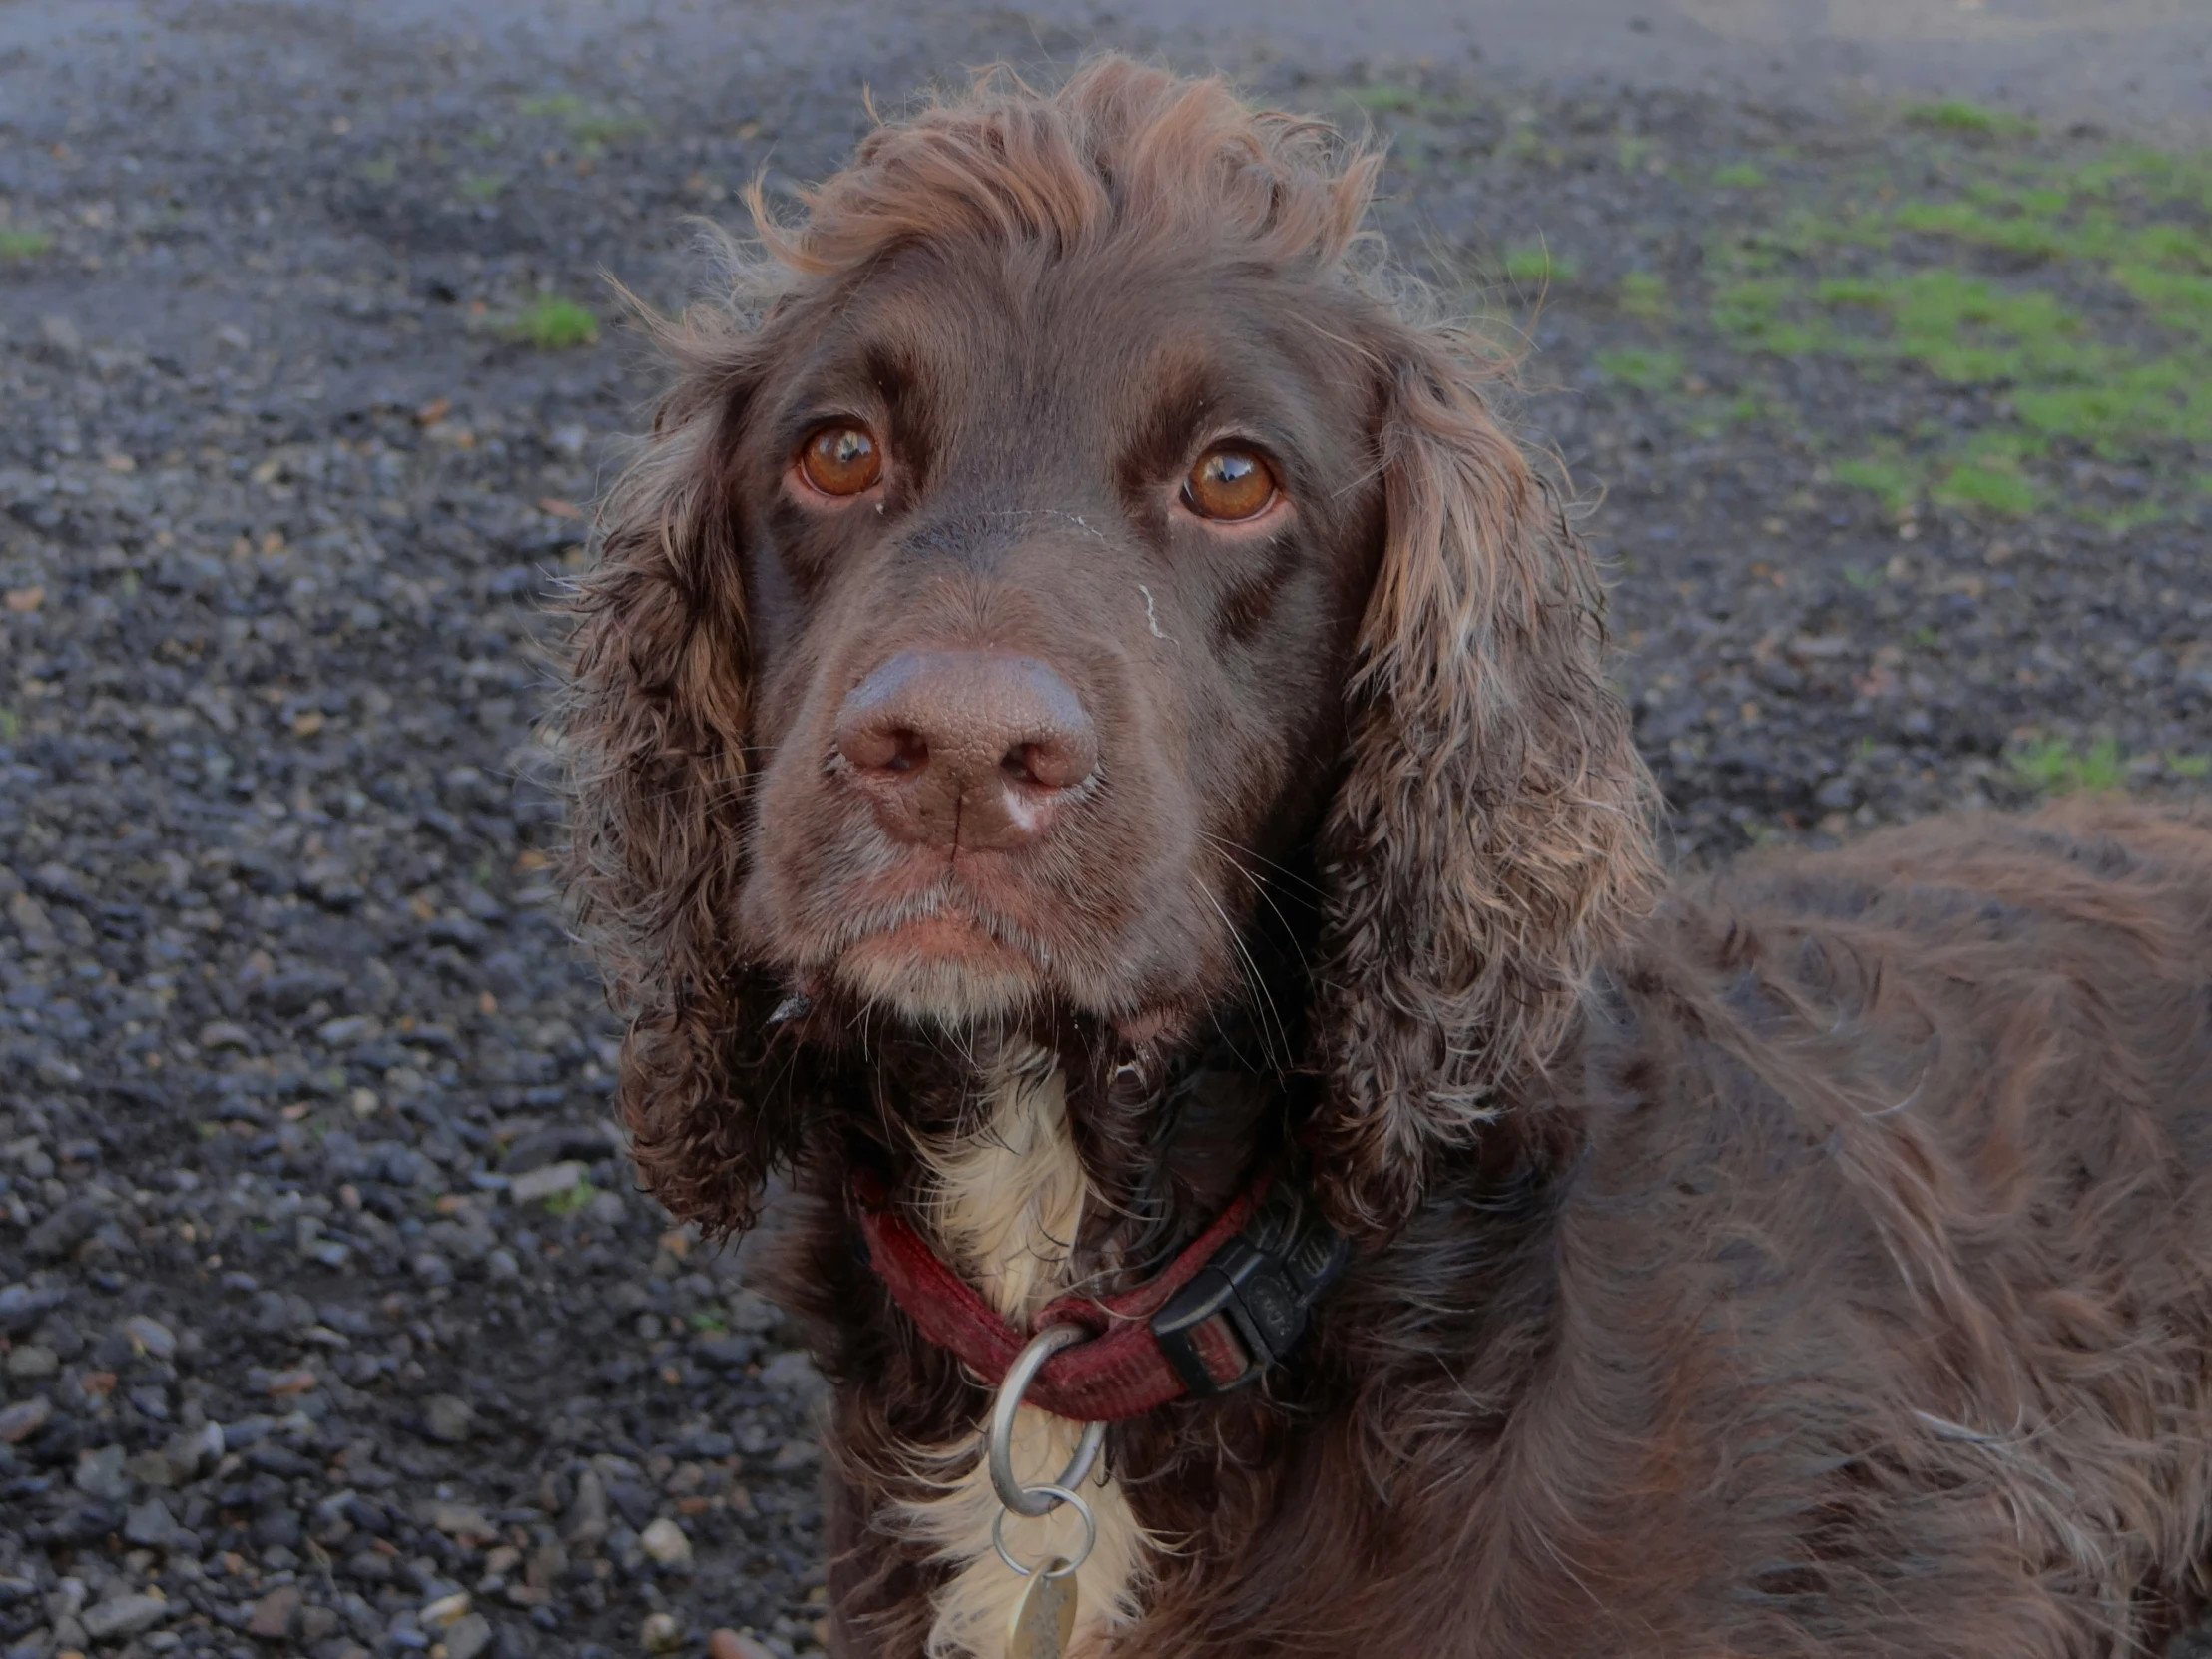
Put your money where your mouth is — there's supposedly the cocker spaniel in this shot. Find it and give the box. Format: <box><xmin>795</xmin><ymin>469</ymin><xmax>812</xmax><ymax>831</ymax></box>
<box><xmin>558</xmin><ymin>57</ymin><xmax>2212</xmax><ymax>1659</ymax></box>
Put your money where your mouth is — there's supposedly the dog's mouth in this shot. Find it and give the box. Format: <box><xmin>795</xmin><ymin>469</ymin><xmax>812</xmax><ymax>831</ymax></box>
<box><xmin>814</xmin><ymin>880</ymin><xmax>1057</xmax><ymax>1026</ymax></box>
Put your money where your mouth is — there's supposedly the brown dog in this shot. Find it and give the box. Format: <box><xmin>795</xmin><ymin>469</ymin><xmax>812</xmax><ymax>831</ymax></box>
<box><xmin>559</xmin><ymin>57</ymin><xmax>2212</xmax><ymax>1658</ymax></box>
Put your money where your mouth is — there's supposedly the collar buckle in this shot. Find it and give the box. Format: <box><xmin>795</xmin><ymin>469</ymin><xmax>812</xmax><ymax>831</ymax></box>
<box><xmin>1148</xmin><ymin>1178</ymin><xmax>1350</xmax><ymax>1397</ymax></box>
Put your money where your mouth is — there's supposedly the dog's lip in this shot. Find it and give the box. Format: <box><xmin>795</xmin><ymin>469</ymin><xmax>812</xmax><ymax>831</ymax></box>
<box><xmin>818</xmin><ymin>879</ymin><xmax>1050</xmax><ymax>969</ymax></box>
<box><xmin>854</xmin><ymin>908</ymin><xmax>1013</xmax><ymax>960</ymax></box>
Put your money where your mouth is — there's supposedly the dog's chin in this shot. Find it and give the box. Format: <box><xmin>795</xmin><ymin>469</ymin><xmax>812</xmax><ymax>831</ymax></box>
<box><xmin>832</xmin><ymin>915</ymin><xmax>1043</xmax><ymax>1030</ymax></box>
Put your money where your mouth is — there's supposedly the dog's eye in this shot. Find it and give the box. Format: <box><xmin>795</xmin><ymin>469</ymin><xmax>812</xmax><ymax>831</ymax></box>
<box><xmin>1185</xmin><ymin>447</ymin><xmax>1276</xmax><ymax>522</ymax></box>
<box><xmin>798</xmin><ymin>424</ymin><xmax>882</xmax><ymax>497</ymax></box>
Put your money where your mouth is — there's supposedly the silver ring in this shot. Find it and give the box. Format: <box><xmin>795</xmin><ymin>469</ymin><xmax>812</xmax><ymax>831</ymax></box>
<box><xmin>988</xmin><ymin>1324</ymin><xmax>1105</xmax><ymax>1519</ymax></box>
<box><xmin>990</xmin><ymin>1484</ymin><xmax>1095</xmax><ymax>1579</ymax></box>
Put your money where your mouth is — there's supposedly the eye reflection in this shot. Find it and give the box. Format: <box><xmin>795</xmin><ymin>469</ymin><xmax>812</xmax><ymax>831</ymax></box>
<box><xmin>1185</xmin><ymin>447</ymin><xmax>1277</xmax><ymax>522</ymax></box>
<box><xmin>799</xmin><ymin>424</ymin><xmax>882</xmax><ymax>496</ymax></box>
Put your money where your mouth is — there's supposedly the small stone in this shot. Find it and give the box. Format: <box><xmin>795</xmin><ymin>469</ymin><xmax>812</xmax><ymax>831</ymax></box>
<box><xmin>5</xmin><ymin>1343</ymin><xmax>58</xmax><ymax>1380</ymax></box>
<box><xmin>411</xmin><ymin>1251</ymin><xmax>454</xmax><ymax>1289</ymax></box>
<box><xmin>343</xmin><ymin>1548</ymin><xmax>393</xmax><ymax>1583</ymax></box>
<box><xmin>26</xmin><ymin>1199</ymin><xmax>99</xmax><ymax>1261</ymax></box>
<box><xmin>122</xmin><ymin>1314</ymin><xmax>178</xmax><ymax>1360</ymax></box>
<box><xmin>81</xmin><ymin>1592</ymin><xmax>171</xmax><ymax>1640</ymax></box>
<box><xmin>246</xmin><ymin>1584</ymin><xmax>301</xmax><ymax>1638</ymax></box>
<box><xmin>163</xmin><ymin>1421</ymin><xmax>224</xmax><ymax>1480</ymax></box>
<box><xmin>709</xmin><ymin>1631</ymin><xmax>778</xmax><ymax>1659</ymax></box>
<box><xmin>526</xmin><ymin>1538</ymin><xmax>568</xmax><ymax>1590</ymax></box>
<box><xmin>641</xmin><ymin>1610</ymin><xmax>685</xmax><ymax>1652</ymax></box>
<box><xmin>638</xmin><ymin>1516</ymin><xmax>692</xmax><ymax>1569</ymax></box>
<box><xmin>507</xmin><ymin>1160</ymin><xmax>587</xmax><ymax>1205</ymax></box>
<box><xmin>422</xmin><ymin>1394</ymin><xmax>474</xmax><ymax>1443</ymax></box>
<box><xmin>0</xmin><ymin>1282</ymin><xmax>63</xmax><ymax>1334</ymax></box>
<box><xmin>0</xmin><ymin>1396</ymin><xmax>51</xmax><ymax>1442</ymax></box>
<box><xmin>125</xmin><ymin>1496</ymin><xmax>180</xmax><ymax>1548</ymax></box>
<box><xmin>758</xmin><ymin>1350</ymin><xmax>826</xmax><ymax>1403</ymax></box>
<box><xmin>500</xmin><ymin>1123</ymin><xmax>612</xmax><ymax>1175</ymax></box>
<box><xmin>74</xmin><ymin>1442</ymin><xmax>131</xmax><ymax>1501</ymax></box>
<box><xmin>252</xmin><ymin>1506</ymin><xmax>302</xmax><ymax>1550</ymax></box>
<box><xmin>485</xmin><ymin>1248</ymin><xmax>519</xmax><ymax>1281</ymax></box>
<box><xmin>430</xmin><ymin>1503</ymin><xmax>494</xmax><ymax>1540</ymax></box>
<box><xmin>198</xmin><ymin>1020</ymin><xmax>254</xmax><ymax>1051</ymax></box>
<box><xmin>585</xmin><ymin>1188</ymin><xmax>627</xmax><ymax>1227</ymax></box>
<box><xmin>37</xmin><ymin>313</ymin><xmax>83</xmax><ymax>357</ymax></box>
<box><xmin>422</xmin><ymin>1590</ymin><xmax>471</xmax><ymax>1628</ymax></box>
<box><xmin>444</xmin><ymin>1612</ymin><xmax>493</xmax><ymax>1659</ymax></box>
<box><xmin>563</xmin><ymin>1467</ymin><xmax>608</xmax><ymax>1548</ymax></box>
<box><xmin>726</xmin><ymin>1290</ymin><xmax>782</xmax><ymax>1334</ymax></box>
<box><xmin>315</xmin><ymin>1014</ymin><xmax>376</xmax><ymax>1045</ymax></box>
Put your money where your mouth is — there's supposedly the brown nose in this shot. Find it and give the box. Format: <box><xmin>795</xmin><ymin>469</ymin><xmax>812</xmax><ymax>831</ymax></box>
<box><xmin>833</xmin><ymin>651</ymin><xmax>1098</xmax><ymax>851</ymax></box>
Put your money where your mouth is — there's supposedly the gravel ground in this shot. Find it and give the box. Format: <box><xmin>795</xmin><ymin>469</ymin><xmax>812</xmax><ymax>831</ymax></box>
<box><xmin>3</xmin><ymin>5</ymin><xmax>2210</xmax><ymax>1658</ymax></box>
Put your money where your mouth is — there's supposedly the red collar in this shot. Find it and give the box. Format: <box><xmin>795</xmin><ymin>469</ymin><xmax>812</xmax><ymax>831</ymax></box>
<box><xmin>852</xmin><ymin>1168</ymin><xmax>1349</xmax><ymax>1421</ymax></box>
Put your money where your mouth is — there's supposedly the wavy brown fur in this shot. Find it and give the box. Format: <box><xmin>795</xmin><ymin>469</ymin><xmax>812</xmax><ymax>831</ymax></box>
<box><xmin>557</xmin><ymin>57</ymin><xmax>2212</xmax><ymax>1657</ymax></box>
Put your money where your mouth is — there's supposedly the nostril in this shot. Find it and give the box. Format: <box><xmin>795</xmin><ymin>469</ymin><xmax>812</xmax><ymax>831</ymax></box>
<box><xmin>882</xmin><ymin>728</ymin><xmax>927</xmax><ymax>774</ymax></box>
<box><xmin>1008</xmin><ymin>736</ymin><xmax>1093</xmax><ymax>792</ymax></box>
<box><xmin>841</xmin><ymin>721</ymin><xmax>929</xmax><ymax>776</ymax></box>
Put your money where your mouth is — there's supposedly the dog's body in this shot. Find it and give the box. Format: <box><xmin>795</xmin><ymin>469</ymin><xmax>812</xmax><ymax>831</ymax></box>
<box><xmin>559</xmin><ymin>60</ymin><xmax>2212</xmax><ymax>1658</ymax></box>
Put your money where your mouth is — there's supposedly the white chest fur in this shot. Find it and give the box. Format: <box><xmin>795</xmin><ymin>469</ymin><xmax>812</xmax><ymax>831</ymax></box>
<box><xmin>886</xmin><ymin>1052</ymin><xmax>1154</xmax><ymax>1658</ymax></box>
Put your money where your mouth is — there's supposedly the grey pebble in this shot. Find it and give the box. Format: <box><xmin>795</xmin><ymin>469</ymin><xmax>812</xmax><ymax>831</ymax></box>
<box><xmin>422</xmin><ymin>1394</ymin><xmax>475</xmax><ymax>1443</ymax></box>
<box><xmin>79</xmin><ymin>1591</ymin><xmax>171</xmax><ymax>1640</ymax></box>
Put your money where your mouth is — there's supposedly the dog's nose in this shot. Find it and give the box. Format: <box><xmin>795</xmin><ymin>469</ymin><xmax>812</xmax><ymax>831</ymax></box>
<box><xmin>833</xmin><ymin>651</ymin><xmax>1098</xmax><ymax>850</ymax></box>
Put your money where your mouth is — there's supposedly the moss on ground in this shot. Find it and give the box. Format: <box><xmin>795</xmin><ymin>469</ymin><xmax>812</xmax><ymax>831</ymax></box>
<box><xmin>503</xmin><ymin>295</ymin><xmax>599</xmax><ymax>349</ymax></box>
<box><xmin>1688</xmin><ymin>121</ymin><xmax>2212</xmax><ymax>518</ymax></box>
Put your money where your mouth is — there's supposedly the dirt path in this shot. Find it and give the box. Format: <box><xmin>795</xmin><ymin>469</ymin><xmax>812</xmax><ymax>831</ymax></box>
<box><xmin>9</xmin><ymin>0</ymin><xmax>2208</xmax><ymax>141</ymax></box>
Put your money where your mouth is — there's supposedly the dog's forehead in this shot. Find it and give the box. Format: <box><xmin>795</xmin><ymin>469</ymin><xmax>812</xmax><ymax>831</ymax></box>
<box><xmin>785</xmin><ymin>236</ymin><xmax>1370</xmax><ymax>441</ymax></box>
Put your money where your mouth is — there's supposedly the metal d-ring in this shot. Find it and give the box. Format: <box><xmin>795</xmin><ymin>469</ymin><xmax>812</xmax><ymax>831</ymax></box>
<box><xmin>988</xmin><ymin>1324</ymin><xmax>1105</xmax><ymax>1519</ymax></box>
<box><xmin>991</xmin><ymin>1484</ymin><xmax>1096</xmax><ymax>1580</ymax></box>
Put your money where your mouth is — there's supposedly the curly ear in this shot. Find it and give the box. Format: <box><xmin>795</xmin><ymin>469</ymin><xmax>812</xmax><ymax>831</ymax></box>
<box><xmin>557</xmin><ymin>300</ymin><xmax>794</xmax><ymax>1237</ymax></box>
<box><xmin>1307</xmin><ymin>328</ymin><xmax>1660</xmax><ymax>1237</ymax></box>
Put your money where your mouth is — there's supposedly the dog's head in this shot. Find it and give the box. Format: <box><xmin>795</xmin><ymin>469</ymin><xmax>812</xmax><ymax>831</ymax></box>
<box><xmin>561</xmin><ymin>59</ymin><xmax>1656</xmax><ymax>1238</ymax></box>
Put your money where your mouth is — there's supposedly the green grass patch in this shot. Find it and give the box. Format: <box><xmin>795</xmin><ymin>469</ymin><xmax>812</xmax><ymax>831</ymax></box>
<box><xmin>1343</xmin><ymin>83</ymin><xmax>1420</xmax><ymax>113</ymax></box>
<box><xmin>359</xmin><ymin>155</ymin><xmax>400</xmax><ymax>184</ymax></box>
<box><xmin>1834</xmin><ymin>456</ymin><xmax>1920</xmax><ymax>516</ymax></box>
<box><xmin>0</xmin><ymin>229</ymin><xmax>53</xmax><ymax>260</ymax></box>
<box><xmin>1711</xmin><ymin>278</ymin><xmax>1832</xmax><ymax>353</ymax></box>
<box><xmin>1884</xmin><ymin>269</ymin><xmax>2095</xmax><ymax>383</ymax></box>
<box><xmin>1906</xmin><ymin>99</ymin><xmax>2033</xmax><ymax>137</ymax></box>
<box><xmin>2010</xmin><ymin>734</ymin><xmax>2127</xmax><ymax>794</ymax></box>
<box><xmin>1618</xmin><ymin>270</ymin><xmax>1669</xmax><ymax>318</ymax></box>
<box><xmin>1596</xmin><ymin>346</ymin><xmax>1684</xmax><ymax>391</ymax></box>
<box><xmin>504</xmin><ymin>295</ymin><xmax>599</xmax><ymax>349</ymax></box>
<box><xmin>688</xmin><ymin>1309</ymin><xmax>730</xmax><ymax>1333</ymax></box>
<box><xmin>0</xmin><ymin>706</ymin><xmax>18</xmax><ymax>742</ymax></box>
<box><xmin>543</xmin><ymin>1176</ymin><xmax>597</xmax><ymax>1216</ymax></box>
<box><xmin>1713</xmin><ymin>162</ymin><xmax>1767</xmax><ymax>189</ymax></box>
<box><xmin>519</xmin><ymin>92</ymin><xmax>587</xmax><ymax>119</ymax></box>
<box><xmin>518</xmin><ymin>91</ymin><xmax>646</xmax><ymax>148</ymax></box>
<box><xmin>1501</xmin><ymin>242</ymin><xmax>1576</xmax><ymax>285</ymax></box>
<box><xmin>1934</xmin><ymin>458</ymin><xmax>2041</xmax><ymax>515</ymax></box>
<box><xmin>2169</xmin><ymin>753</ymin><xmax>2211</xmax><ymax>780</ymax></box>
<box><xmin>457</xmin><ymin>173</ymin><xmax>506</xmax><ymax>201</ymax></box>
<box><xmin>1816</xmin><ymin>276</ymin><xmax>1889</xmax><ymax>306</ymax></box>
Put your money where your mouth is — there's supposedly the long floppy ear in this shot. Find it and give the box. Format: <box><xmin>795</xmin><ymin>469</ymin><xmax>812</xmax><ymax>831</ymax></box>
<box><xmin>557</xmin><ymin>296</ymin><xmax>795</xmax><ymax>1238</ymax></box>
<box><xmin>1307</xmin><ymin>326</ymin><xmax>1660</xmax><ymax>1237</ymax></box>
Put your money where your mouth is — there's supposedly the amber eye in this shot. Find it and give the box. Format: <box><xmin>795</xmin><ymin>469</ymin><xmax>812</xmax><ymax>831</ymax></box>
<box><xmin>798</xmin><ymin>424</ymin><xmax>882</xmax><ymax>496</ymax></box>
<box><xmin>1185</xmin><ymin>447</ymin><xmax>1277</xmax><ymax>522</ymax></box>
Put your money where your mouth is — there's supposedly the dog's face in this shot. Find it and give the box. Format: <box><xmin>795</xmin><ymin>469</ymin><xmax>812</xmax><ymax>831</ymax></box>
<box><xmin>566</xmin><ymin>61</ymin><xmax>1655</xmax><ymax>1235</ymax></box>
<box><xmin>731</xmin><ymin>238</ymin><xmax>1386</xmax><ymax>1038</ymax></box>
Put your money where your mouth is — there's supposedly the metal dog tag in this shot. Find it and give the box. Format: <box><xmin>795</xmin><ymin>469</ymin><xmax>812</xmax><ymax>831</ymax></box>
<box><xmin>1007</xmin><ymin>1562</ymin><xmax>1078</xmax><ymax>1659</ymax></box>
